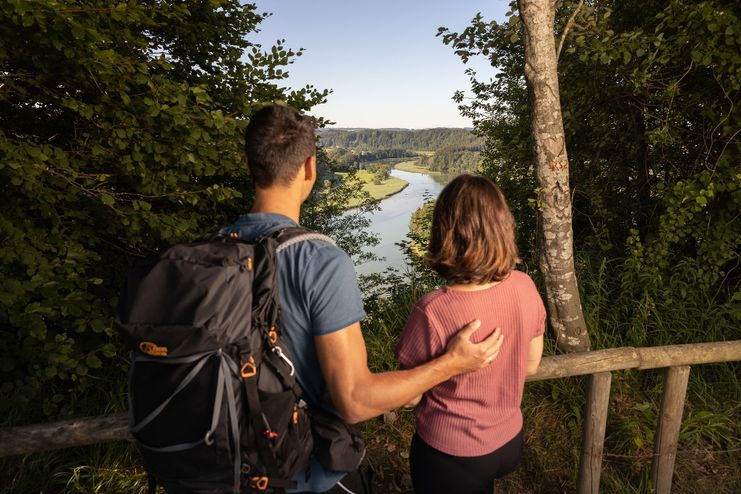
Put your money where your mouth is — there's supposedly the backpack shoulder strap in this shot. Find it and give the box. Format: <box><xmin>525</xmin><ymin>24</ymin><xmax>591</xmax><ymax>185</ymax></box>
<box><xmin>272</xmin><ymin>226</ymin><xmax>336</xmax><ymax>254</ymax></box>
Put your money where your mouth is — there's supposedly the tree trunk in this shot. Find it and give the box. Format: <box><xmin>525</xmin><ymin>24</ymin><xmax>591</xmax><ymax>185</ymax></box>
<box><xmin>518</xmin><ymin>0</ymin><xmax>591</xmax><ymax>352</ymax></box>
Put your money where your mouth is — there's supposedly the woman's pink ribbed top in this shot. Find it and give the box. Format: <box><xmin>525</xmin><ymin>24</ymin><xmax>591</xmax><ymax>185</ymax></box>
<box><xmin>395</xmin><ymin>270</ymin><xmax>546</xmax><ymax>457</ymax></box>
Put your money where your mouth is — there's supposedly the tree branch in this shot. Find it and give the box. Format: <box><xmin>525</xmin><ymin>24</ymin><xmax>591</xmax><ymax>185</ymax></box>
<box><xmin>557</xmin><ymin>0</ymin><xmax>584</xmax><ymax>62</ymax></box>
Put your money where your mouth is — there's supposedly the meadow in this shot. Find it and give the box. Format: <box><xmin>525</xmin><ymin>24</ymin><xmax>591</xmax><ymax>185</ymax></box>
<box><xmin>336</xmin><ymin>169</ymin><xmax>409</xmax><ymax>208</ymax></box>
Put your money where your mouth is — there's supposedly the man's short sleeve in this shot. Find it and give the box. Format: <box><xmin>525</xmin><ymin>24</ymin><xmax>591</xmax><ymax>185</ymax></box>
<box><xmin>302</xmin><ymin>243</ymin><xmax>365</xmax><ymax>335</ymax></box>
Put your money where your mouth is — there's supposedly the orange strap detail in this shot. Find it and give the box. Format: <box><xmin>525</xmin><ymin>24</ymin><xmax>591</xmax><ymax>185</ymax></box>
<box><xmin>268</xmin><ymin>326</ymin><xmax>278</xmax><ymax>344</ymax></box>
<box><xmin>250</xmin><ymin>476</ymin><xmax>269</xmax><ymax>491</ymax></box>
<box><xmin>240</xmin><ymin>355</ymin><xmax>256</xmax><ymax>378</ymax></box>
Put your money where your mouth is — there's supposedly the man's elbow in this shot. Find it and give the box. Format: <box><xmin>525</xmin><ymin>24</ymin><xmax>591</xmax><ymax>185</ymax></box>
<box><xmin>333</xmin><ymin>400</ymin><xmax>370</xmax><ymax>424</ymax></box>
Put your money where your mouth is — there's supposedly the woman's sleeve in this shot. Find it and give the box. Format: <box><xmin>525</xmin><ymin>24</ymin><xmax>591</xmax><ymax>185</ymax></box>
<box><xmin>394</xmin><ymin>304</ymin><xmax>441</xmax><ymax>369</ymax></box>
<box><xmin>532</xmin><ymin>287</ymin><xmax>547</xmax><ymax>339</ymax></box>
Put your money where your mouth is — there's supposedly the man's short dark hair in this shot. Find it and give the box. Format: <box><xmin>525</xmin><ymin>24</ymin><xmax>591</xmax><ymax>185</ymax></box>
<box><xmin>426</xmin><ymin>174</ymin><xmax>519</xmax><ymax>284</ymax></box>
<box><xmin>245</xmin><ymin>105</ymin><xmax>316</xmax><ymax>188</ymax></box>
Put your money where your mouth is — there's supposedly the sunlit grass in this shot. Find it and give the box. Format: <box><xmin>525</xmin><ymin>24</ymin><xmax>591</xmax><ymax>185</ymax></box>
<box><xmin>393</xmin><ymin>160</ymin><xmax>434</xmax><ymax>174</ymax></box>
<box><xmin>337</xmin><ymin>170</ymin><xmax>408</xmax><ymax>207</ymax></box>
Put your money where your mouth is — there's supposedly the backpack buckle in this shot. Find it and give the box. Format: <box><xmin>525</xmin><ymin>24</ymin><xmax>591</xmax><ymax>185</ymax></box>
<box><xmin>267</xmin><ymin>326</ymin><xmax>278</xmax><ymax>344</ymax></box>
<box><xmin>240</xmin><ymin>355</ymin><xmax>257</xmax><ymax>378</ymax></box>
<box><xmin>249</xmin><ymin>476</ymin><xmax>269</xmax><ymax>491</ymax></box>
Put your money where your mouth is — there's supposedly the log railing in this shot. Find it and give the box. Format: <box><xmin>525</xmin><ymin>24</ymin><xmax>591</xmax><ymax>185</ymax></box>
<box><xmin>1</xmin><ymin>340</ymin><xmax>740</xmax><ymax>493</ymax></box>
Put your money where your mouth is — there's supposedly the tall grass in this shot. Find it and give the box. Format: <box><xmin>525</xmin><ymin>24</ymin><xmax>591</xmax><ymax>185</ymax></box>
<box><xmin>0</xmin><ymin>352</ymin><xmax>154</xmax><ymax>494</ymax></box>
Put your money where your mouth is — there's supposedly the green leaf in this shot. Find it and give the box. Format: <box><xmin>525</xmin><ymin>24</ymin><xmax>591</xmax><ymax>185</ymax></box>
<box><xmin>85</xmin><ymin>353</ymin><xmax>102</xmax><ymax>368</ymax></box>
<box><xmin>101</xmin><ymin>193</ymin><xmax>115</xmax><ymax>206</ymax></box>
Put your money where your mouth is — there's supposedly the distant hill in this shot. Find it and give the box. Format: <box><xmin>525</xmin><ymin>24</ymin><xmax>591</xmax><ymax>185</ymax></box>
<box><xmin>317</xmin><ymin>128</ymin><xmax>483</xmax><ymax>152</ymax></box>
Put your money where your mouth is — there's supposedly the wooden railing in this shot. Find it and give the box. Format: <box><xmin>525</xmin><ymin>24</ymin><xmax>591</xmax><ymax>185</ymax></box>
<box><xmin>1</xmin><ymin>340</ymin><xmax>740</xmax><ymax>493</ymax></box>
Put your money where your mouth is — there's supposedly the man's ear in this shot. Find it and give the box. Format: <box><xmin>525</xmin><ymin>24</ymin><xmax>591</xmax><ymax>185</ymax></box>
<box><xmin>303</xmin><ymin>155</ymin><xmax>316</xmax><ymax>182</ymax></box>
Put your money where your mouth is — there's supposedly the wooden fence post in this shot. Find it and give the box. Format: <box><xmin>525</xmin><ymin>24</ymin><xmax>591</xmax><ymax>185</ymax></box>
<box><xmin>577</xmin><ymin>371</ymin><xmax>612</xmax><ymax>494</ymax></box>
<box><xmin>652</xmin><ymin>365</ymin><xmax>691</xmax><ymax>494</ymax></box>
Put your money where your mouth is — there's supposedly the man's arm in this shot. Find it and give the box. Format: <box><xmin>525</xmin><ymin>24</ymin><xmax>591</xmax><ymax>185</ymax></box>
<box><xmin>315</xmin><ymin>320</ymin><xmax>503</xmax><ymax>424</ymax></box>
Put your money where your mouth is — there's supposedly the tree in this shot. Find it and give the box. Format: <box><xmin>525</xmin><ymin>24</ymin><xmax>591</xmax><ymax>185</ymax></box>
<box><xmin>518</xmin><ymin>0</ymin><xmax>591</xmax><ymax>352</ymax></box>
<box><xmin>439</xmin><ymin>0</ymin><xmax>739</xmax><ymax>351</ymax></box>
<box><xmin>372</xmin><ymin>164</ymin><xmax>391</xmax><ymax>184</ymax></box>
<box><xmin>0</xmin><ymin>0</ymin><xmax>330</xmax><ymax>423</ymax></box>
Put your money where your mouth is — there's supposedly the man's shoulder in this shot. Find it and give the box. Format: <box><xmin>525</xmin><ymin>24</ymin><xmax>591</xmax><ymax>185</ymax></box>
<box><xmin>277</xmin><ymin>230</ymin><xmax>347</xmax><ymax>263</ymax></box>
<box><xmin>277</xmin><ymin>228</ymin><xmax>337</xmax><ymax>253</ymax></box>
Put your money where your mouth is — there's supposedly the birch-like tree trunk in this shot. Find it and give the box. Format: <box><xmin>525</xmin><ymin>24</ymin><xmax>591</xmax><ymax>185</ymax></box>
<box><xmin>518</xmin><ymin>0</ymin><xmax>591</xmax><ymax>352</ymax></box>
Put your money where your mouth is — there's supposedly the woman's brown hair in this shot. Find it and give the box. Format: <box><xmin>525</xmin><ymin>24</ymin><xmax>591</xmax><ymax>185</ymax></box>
<box><xmin>426</xmin><ymin>174</ymin><xmax>519</xmax><ymax>284</ymax></box>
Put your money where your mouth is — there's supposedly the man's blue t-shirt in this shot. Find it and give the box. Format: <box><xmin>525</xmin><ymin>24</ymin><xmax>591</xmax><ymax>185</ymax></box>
<box><xmin>221</xmin><ymin>212</ymin><xmax>366</xmax><ymax>493</ymax></box>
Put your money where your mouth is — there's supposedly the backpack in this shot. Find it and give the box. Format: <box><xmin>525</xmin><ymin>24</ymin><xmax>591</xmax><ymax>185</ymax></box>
<box><xmin>115</xmin><ymin>227</ymin><xmax>331</xmax><ymax>493</ymax></box>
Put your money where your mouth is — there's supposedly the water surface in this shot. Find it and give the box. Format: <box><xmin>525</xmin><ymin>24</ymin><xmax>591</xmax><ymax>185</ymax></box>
<box><xmin>355</xmin><ymin>169</ymin><xmax>444</xmax><ymax>276</ymax></box>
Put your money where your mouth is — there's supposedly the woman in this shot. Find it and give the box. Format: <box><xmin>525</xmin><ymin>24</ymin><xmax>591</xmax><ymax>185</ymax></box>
<box><xmin>395</xmin><ymin>174</ymin><xmax>545</xmax><ymax>494</ymax></box>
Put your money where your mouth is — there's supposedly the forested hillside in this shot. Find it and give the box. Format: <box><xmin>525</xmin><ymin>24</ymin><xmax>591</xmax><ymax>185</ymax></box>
<box><xmin>418</xmin><ymin>143</ymin><xmax>484</xmax><ymax>174</ymax></box>
<box><xmin>320</xmin><ymin>128</ymin><xmax>484</xmax><ymax>174</ymax></box>
<box><xmin>318</xmin><ymin>127</ymin><xmax>483</xmax><ymax>151</ymax></box>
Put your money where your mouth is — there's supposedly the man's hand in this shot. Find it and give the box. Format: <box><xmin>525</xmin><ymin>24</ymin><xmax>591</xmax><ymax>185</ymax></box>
<box><xmin>444</xmin><ymin>320</ymin><xmax>504</xmax><ymax>374</ymax></box>
<box><xmin>316</xmin><ymin>320</ymin><xmax>503</xmax><ymax>423</ymax></box>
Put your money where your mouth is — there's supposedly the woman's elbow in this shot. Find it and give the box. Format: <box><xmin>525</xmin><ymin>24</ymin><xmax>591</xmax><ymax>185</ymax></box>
<box><xmin>525</xmin><ymin>360</ymin><xmax>541</xmax><ymax>376</ymax></box>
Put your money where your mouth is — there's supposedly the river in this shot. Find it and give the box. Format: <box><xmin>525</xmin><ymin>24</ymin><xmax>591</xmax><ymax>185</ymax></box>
<box><xmin>355</xmin><ymin>168</ymin><xmax>445</xmax><ymax>276</ymax></box>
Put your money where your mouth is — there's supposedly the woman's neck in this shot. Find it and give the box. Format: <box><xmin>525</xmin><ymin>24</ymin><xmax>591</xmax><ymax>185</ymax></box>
<box><xmin>446</xmin><ymin>280</ymin><xmax>501</xmax><ymax>292</ymax></box>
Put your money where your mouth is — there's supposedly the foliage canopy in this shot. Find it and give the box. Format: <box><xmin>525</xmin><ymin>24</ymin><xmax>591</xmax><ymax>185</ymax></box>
<box><xmin>439</xmin><ymin>0</ymin><xmax>740</xmax><ymax>343</ymax></box>
<box><xmin>0</xmin><ymin>0</ymin><xmax>338</xmax><ymax>423</ymax></box>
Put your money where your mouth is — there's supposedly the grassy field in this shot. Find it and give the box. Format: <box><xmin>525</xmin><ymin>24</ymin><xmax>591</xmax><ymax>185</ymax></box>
<box><xmin>393</xmin><ymin>159</ymin><xmax>436</xmax><ymax>175</ymax></box>
<box><xmin>337</xmin><ymin>170</ymin><xmax>408</xmax><ymax>208</ymax></box>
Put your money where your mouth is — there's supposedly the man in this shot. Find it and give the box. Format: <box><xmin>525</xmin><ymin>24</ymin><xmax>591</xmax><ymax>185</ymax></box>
<box><xmin>221</xmin><ymin>105</ymin><xmax>504</xmax><ymax>493</ymax></box>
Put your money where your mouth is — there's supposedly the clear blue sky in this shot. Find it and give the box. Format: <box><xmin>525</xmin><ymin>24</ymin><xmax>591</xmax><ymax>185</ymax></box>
<box><xmin>250</xmin><ymin>1</ymin><xmax>509</xmax><ymax>129</ymax></box>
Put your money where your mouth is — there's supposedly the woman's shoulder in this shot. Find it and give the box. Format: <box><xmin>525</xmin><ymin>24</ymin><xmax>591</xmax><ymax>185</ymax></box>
<box><xmin>507</xmin><ymin>270</ymin><xmax>541</xmax><ymax>293</ymax></box>
<box><xmin>414</xmin><ymin>287</ymin><xmax>449</xmax><ymax>312</ymax></box>
<box><xmin>508</xmin><ymin>269</ymin><xmax>534</xmax><ymax>284</ymax></box>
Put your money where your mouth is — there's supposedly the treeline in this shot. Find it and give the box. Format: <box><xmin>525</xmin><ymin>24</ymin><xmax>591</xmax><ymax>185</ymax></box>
<box><xmin>318</xmin><ymin>127</ymin><xmax>483</xmax><ymax>152</ymax></box>
<box><xmin>419</xmin><ymin>144</ymin><xmax>483</xmax><ymax>174</ymax></box>
<box><xmin>327</xmin><ymin>147</ymin><xmax>417</xmax><ymax>171</ymax></box>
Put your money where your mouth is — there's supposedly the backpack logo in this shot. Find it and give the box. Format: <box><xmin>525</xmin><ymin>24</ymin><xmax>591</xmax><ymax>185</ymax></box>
<box><xmin>139</xmin><ymin>341</ymin><xmax>168</xmax><ymax>357</ymax></box>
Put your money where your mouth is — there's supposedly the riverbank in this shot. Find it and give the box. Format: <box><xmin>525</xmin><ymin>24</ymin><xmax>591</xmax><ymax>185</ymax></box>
<box><xmin>337</xmin><ymin>170</ymin><xmax>409</xmax><ymax>208</ymax></box>
<box><xmin>354</xmin><ymin>168</ymin><xmax>445</xmax><ymax>276</ymax></box>
<box><xmin>393</xmin><ymin>159</ymin><xmax>434</xmax><ymax>175</ymax></box>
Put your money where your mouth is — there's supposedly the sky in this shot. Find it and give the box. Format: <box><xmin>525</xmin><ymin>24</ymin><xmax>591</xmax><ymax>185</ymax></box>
<box><xmin>250</xmin><ymin>1</ymin><xmax>510</xmax><ymax>129</ymax></box>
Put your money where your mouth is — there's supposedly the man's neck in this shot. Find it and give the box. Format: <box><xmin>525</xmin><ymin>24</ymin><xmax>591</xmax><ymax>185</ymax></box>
<box><xmin>250</xmin><ymin>188</ymin><xmax>302</xmax><ymax>223</ymax></box>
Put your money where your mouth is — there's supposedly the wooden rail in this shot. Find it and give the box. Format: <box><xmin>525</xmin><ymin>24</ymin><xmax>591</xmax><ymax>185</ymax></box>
<box><xmin>1</xmin><ymin>340</ymin><xmax>740</xmax><ymax>493</ymax></box>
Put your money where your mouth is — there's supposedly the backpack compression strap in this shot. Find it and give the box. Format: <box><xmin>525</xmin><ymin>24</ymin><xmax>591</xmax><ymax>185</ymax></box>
<box><xmin>239</xmin><ymin>226</ymin><xmax>336</xmax><ymax>493</ymax></box>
